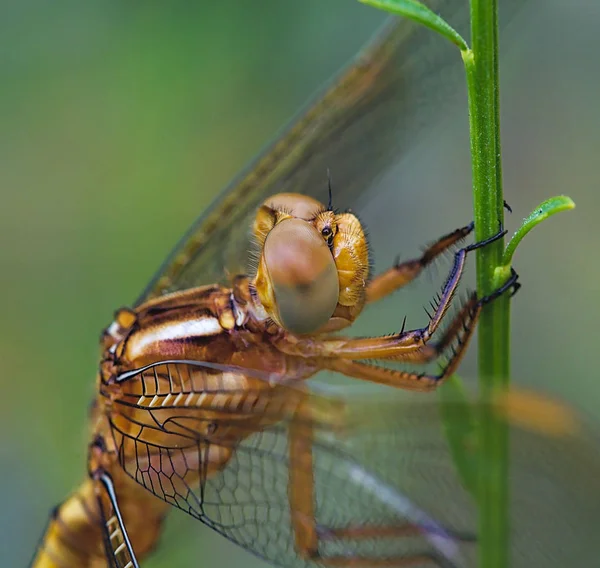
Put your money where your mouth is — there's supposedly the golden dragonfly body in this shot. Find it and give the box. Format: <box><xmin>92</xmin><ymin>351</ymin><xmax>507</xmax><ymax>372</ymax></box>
<box><xmin>32</xmin><ymin>4</ymin><xmax>600</xmax><ymax>568</ymax></box>
<box><xmin>34</xmin><ymin>187</ymin><xmax>513</xmax><ymax>567</ymax></box>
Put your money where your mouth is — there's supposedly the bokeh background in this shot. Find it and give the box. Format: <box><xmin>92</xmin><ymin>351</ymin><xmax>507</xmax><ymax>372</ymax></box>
<box><xmin>2</xmin><ymin>0</ymin><xmax>600</xmax><ymax>566</ymax></box>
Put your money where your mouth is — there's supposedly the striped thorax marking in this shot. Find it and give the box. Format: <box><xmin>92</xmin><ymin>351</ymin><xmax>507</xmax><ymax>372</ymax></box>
<box><xmin>124</xmin><ymin>316</ymin><xmax>224</xmax><ymax>361</ymax></box>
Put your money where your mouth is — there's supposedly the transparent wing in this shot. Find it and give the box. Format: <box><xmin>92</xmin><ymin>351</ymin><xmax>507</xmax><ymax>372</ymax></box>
<box><xmin>138</xmin><ymin>0</ymin><xmax>521</xmax><ymax>303</ymax></box>
<box><xmin>106</xmin><ymin>360</ymin><xmax>600</xmax><ymax>568</ymax></box>
<box><xmin>95</xmin><ymin>473</ymin><xmax>140</xmax><ymax>568</ymax></box>
<box><xmin>345</xmin><ymin>391</ymin><xmax>600</xmax><ymax>568</ymax></box>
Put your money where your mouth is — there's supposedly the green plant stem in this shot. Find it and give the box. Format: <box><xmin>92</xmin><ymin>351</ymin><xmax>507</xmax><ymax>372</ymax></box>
<box><xmin>464</xmin><ymin>0</ymin><xmax>510</xmax><ymax>567</ymax></box>
<box><xmin>357</xmin><ymin>4</ymin><xmax>576</xmax><ymax>567</ymax></box>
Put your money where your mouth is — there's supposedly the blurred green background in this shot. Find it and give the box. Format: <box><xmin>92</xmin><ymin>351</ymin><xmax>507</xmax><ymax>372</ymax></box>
<box><xmin>2</xmin><ymin>0</ymin><xmax>600</xmax><ymax>566</ymax></box>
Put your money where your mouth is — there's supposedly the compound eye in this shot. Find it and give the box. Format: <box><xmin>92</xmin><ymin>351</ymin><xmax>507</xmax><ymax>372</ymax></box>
<box><xmin>263</xmin><ymin>193</ymin><xmax>323</xmax><ymax>221</ymax></box>
<box><xmin>262</xmin><ymin>218</ymin><xmax>339</xmax><ymax>334</ymax></box>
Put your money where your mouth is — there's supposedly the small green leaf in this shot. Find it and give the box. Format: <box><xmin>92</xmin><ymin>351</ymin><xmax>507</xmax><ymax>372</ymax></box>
<box><xmin>439</xmin><ymin>375</ymin><xmax>479</xmax><ymax>497</ymax></box>
<box><xmin>502</xmin><ymin>195</ymin><xmax>575</xmax><ymax>268</ymax></box>
<box><xmin>359</xmin><ymin>0</ymin><xmax>469</xmax><ymax>51</ymax></box>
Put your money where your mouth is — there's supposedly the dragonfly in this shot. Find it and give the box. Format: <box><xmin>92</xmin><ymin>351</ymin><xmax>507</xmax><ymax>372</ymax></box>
<box><xmin>31</xmin><ymin>3</ymin><xmax>600</xmax><ymax>568</ymax></box>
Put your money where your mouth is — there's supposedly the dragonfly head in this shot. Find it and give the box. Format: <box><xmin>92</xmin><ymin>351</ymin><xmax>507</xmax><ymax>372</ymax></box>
<box><xmin>252</xmin><ymin>193</ymin><xmax>369</xmax><ymax>335</ymax></box>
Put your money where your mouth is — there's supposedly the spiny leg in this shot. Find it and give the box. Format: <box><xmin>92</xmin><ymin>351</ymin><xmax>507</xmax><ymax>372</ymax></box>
<box><xmin>388</xmin><ymin>293</ymin><xmax>480</xmax><ymax>364</ymax></box>
<box><xmin>279</xmin><ymin>229</ymin><xmax>507</xmax><ymax>361</ymax></box>
<box><xmin>323</xmin><ymin>270</ymin><xmax>519</xmax><ymax>391</ymax></box>
<box><xmin>311</xmin><ymin>293</ymin><xmax>482</xmax><ymax>368</ymax></box>
<box><xmin>366</xmin><ymin>223</ymin><xmax>474</xmax><ymax>305</ymax></box>
<box><xmin>367</xmin><ymin>199</ymin><xmax>512</xmax><ymax>305</ymax></box>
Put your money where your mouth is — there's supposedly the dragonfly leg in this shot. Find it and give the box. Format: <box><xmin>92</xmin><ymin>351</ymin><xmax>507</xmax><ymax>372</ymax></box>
<box><xmin>280</xmin><ymin>293</ymin><xmax>477</xmax><ymax>362</ymax></box>
<box><xmin>366</xmin><ymin>223</ymin><xmax>474</xmax><ymax>304</ymax></box>
<box><xmin>279</xmin><ymin>230</ymin><xmax>510</xmax><ymax>362</ymax></box>
<box><xmin>288</xmin><ymin>409</ymin><xmax>466</xmax><ymax>567</ymax></box>
<box><xmin>366</xmin><ymin>198</ymin><xmax>512</xmax><ymax>305</ymax></box>
<box><xmin>386</xmin><ymin>291</ymin><xmax>479</xmax><ymax>364</ymax></box>
<box><xmin>321</xmin><ymin>271</ymin><xmax>518</xmax><ymax>391</ymax></box>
